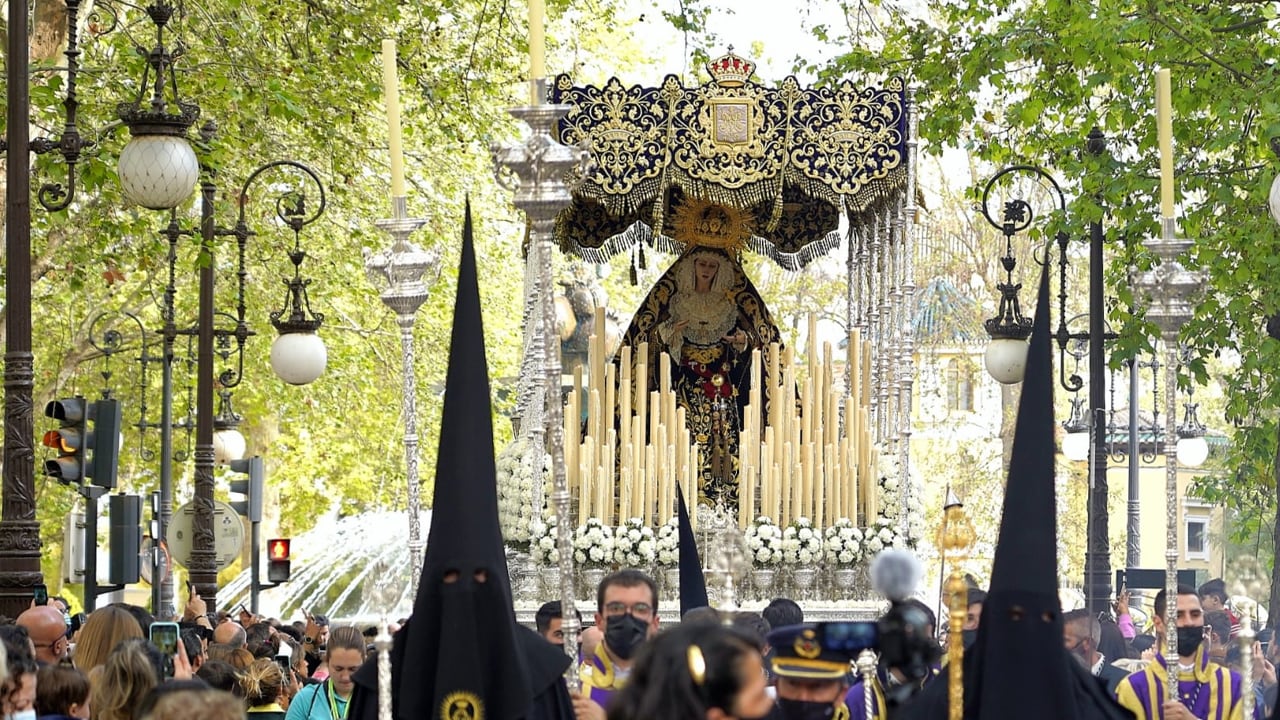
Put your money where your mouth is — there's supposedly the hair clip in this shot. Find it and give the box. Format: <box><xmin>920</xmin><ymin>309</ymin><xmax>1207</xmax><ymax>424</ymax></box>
<box><xmin>688</xmin><ymin>644</ymin><xmax>707</xmax><ymax>686</ymax></box>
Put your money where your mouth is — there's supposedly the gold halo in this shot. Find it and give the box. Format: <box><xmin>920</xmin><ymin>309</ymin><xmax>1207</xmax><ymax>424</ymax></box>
<box><xmin>670</xmin><ymin>196</ymin><xmax>752</xmax><ymax>252</ymax></box>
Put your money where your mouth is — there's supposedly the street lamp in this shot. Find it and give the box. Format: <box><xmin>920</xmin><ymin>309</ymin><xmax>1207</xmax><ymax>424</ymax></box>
<box><xmin>112</xmin><ymin>2</ymin><xmax>328</xmax><ymax>608</ymax></box>
<box><xmin>980</xmin><ymin>132</ymin><xmax>1116</xmax><ymax>613</ymax></box>
<box><xmin>115</xmin><ymin>3</ymin><xmax>200</xmax><ymax>210</ymax></box>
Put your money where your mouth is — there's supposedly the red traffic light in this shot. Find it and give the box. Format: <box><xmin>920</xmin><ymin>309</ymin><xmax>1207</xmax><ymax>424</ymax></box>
<box><xmin>267</xmin><ymin>538</ymin><xmax>291</xmax><ymax>561</ymax></box>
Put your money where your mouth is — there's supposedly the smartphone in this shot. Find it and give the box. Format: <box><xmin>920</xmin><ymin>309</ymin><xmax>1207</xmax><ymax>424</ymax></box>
<box><xmin>150</xmin><ymin>621</ymin><xmax>180</xmax><ymax>678</ymax></box>
<box><xmin>69</xmin><ymin>612</ymin><xmax>85</xmax><ymax>635</ymax></box>
<box><xmin>33</xmin><ymin>583</ymin><xmax>48</xmax><ymax>606</ymax></box>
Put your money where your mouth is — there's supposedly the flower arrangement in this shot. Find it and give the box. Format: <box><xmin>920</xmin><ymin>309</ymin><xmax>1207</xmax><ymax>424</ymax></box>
<box><xmin>528</xmin><ymin>513</ymin><xmax>560</xmax><ymax>566</ymax></box>
<box><xmin>781</xmin><ymin>517</ymin><xmax>824</xmax><ymax>566</ymax></box>
<box><xmin>613</xmin><ymin>517</ymin><xmax>656</xmax><ymax>567</ymax></box>
<box><xmin>864</xmin><ymin>516</ymin><xmax>905</xmax><ymax>556</ymax></box>
<box><xmin>823</xmin><ymin>518</ymin><xmax>864</xmax><ymax>568</ymax></box>
<box><xmin>654</xmin><ymin>518</ymin><xmax>679</xmax><ymax>568</ymax></box>
<box><xmin>744</xmin><ymin>515</ymin><xmax>784</xmax><ymax>568</ymax></box>
<box><xmin>573</xmin><ymin>517</ymin><xmax>615</xmax><ymax>568</ymax></box>
<box><xmin>875</xmin><ymin>468</ymin><xmax>924</xmax><ymax>550</ymax></box>
<box><xmin>496</xmin><ymin>438</ymin><xmax>549</xmax><ymax>548</ymax></box>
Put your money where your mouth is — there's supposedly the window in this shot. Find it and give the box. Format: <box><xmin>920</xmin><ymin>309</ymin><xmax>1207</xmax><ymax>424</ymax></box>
<box><xmin>945</xmin><ymin>358</ymin><xmax>974</xmax><ymax>412</ymax></box>
<box><xmin>1185</xmin><ymin>517</ymin><xmax>1208</xmax><ymax>560</ymax></box>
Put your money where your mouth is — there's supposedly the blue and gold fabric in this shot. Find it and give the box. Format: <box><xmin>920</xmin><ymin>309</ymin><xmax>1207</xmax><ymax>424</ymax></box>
<box><xmin>551</xmin><ymin>51</ymin><xmax>909</xmax><ymax>268</ymax></box>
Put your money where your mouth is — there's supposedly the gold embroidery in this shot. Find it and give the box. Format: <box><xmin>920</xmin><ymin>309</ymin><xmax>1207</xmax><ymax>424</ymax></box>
<box><xmin>441</xmin><ymin>692</ymin><xmax>483</xmax><ymax>720</ymax></box>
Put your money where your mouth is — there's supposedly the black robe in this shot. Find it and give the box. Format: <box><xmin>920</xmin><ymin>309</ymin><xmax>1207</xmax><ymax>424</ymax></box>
<box><xmin>348</xmin><ymin>624</ymin><xmax>574</xmax><ymax>720</ymax></box>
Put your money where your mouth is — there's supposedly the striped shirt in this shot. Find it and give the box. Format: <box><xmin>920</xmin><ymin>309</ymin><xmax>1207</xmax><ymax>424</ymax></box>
<box><xmin>1114</xmin><ymin>648</ymin><xmax>1260</xmax><ymax>719</ymax></box>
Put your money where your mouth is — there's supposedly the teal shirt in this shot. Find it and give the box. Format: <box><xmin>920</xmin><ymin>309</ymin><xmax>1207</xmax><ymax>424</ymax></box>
<box><xmin>285</xmin><ymin>683</ymin><xmax>350</xmax><ymax>720</ymax></box>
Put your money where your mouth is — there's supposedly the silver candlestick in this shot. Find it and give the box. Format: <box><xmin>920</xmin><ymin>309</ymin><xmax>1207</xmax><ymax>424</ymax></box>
<box><xmin>365</xmin><ymin>196</ymin><xmax>439</xmax><ymax>600</ymax></box>
<box><xmin>492</xmin><ymin>77</ymin><xmax>589</xmax><ymax>691</ymax></box>
<box><xmin>1131</xmin><ymin>214</ymin><xmax>1205</xmax><ymax>702</ymax></box>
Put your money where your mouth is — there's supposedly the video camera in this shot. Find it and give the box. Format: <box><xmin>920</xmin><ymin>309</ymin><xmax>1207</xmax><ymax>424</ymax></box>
<box><xmin>818</xmin><ymin>600</ymin><xmax>940</xmax><ymax>708</ymax></box>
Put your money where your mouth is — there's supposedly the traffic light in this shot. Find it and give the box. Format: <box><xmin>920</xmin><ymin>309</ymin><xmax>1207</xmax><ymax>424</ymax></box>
<box><xmin>228</xmin><ymin>456</ymin><xmax>264</xmax><ymax>523</ymax></box>
<box><xmin>266</xmin><ymin>538</ymin><xmax>291</xmax><ymax>583</ymax></box>
<box><xmin>107</xmin><ymin>494</ymin><xmax>142</xmax><ymax>586</ymax></box>
<box><xmin>41</xmin><ymin>397</ymin><xmax>120</xmax><ymax>488</ymax></box>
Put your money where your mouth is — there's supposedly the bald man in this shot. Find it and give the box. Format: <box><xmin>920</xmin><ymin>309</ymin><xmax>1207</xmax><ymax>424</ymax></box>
<box><xmin>213</xmin><ymin>619</ymin><xmax>246</xmax><ymax>648</ymax></box>
<box><xmin>17</xmin><ymin>605</ymin><xmax>68</xmax><ymax>665</ymax></box>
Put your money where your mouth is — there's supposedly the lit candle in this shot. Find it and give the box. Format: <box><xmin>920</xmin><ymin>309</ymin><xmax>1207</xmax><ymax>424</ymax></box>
<box><xmin>1157</xmin><ymin>68</ymin><xmax>1174</xmax><ymax>218</ymax></box>
<box><xmin>529</xmin><ymin>0</ymin><xmax>546</xmax><ymax>99</ymax></box>
<box><xmin>381</xmin><ymin>39</ymin><xmax>406</xmax><ymax>199</ymax></box>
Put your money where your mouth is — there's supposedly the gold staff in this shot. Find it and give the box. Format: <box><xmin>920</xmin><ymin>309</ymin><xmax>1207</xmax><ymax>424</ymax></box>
<box><xmin>936</xmin><ymin>487</ymin><xmax>975</xmax><ymax>720</ymax></box>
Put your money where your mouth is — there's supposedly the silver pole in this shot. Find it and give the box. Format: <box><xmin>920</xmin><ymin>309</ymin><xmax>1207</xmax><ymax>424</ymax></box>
<box><xmin>492</xmin><ymin>77</ymin><xmax>588</xmax><ymax>691</ymax></box>
<box><xmin>367</xmin><ymin>195</ymin><xmax>435</xmax><ymax>599</ymax></box>
<box><xmin>1131</xmin><ymin>213</ymin><xmax>1205</xmax><ymax>702</ymax></box>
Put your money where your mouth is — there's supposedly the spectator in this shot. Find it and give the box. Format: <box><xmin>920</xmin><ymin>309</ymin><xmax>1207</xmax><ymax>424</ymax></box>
<box><xmin>194</xmin><ymin>660</ymin><xmax>242</xmax><ymax>697</ymax></box>
<box><xmin>105</xmin><ymin>604</ymin><xmax>154</xmax><ymax>636</ymax></box>
<box><xmin>682</xmin><ymin>607</ymin><xmax>722</xmax><ymax>625</ymax></box>
<box><xmin>3</xmin><ymin>631</ymin><xmax>36</xmax><ymax>720</ymax></box>
<box><xmin>608</xmin><ymin>621</ymin><xmax>772</xmax><ymax>720</ymax></box>
<box><xmin>242</xmin><ymin>658</ymin><xmax>288</xmax><ymax>719</ymax></box>
<box><xmin>535</xmin><ymin>601</ymin><xmax>583</xmax><ymax>646</ymax></box>
<box><xmin>224</xmin><ymin>648</ymin><xmax>255</xmax><ymax>672</ymax></box>
<box><xmin>179</xmin><ymin>629</ymin><xmax>205</xmax><ymax>673</ymax></box>
<box><xmin>213</xmin><ymin>621</ymin><xmax>246</xmax><ymax>649</ymax></box>
<box><xmin>286</xmin><ymin>627</ymin><xmax>366</xmax><ymax>720</ymax></box>
<box><xmin>761</xmin><ymin>598</ymin><xmax>802</xmax><ymax>630</ymax></box>
<box><xmin>1205</xmin><ymin>610</ymin><xmax>1232</xmax><ymax>665</ymax></box>
<box><xmin>1198</xmin><ymin>578</ymin><xmax>1240</xmax><ymax>638</ymax></box>
<box><xmin>729</xmin><ymin>612</ymin><xmax>771</xmax><ymax>655</ymax></box>
<box><xmin>962</xmin><ymin>588</ymin><xmax>987</xmax><ymax>648</ymax></box>
<box><xmin>35</xmin><ymin>664</ymin><xmax>90</xmax><ymax>720</ymax></box>
<box><xmin>136</xmin><ymin>684</ymin><xmax>243</xmax><ymax>720</ymax></box>
<box><xmin>70</xmin><ymin>607</ymin><xmax>143</xmax><ymax>672</ymax></box>
<box><xmin>17</xmin><ymin>606</ymin><xmax>69</xmax><ymax>666</ymax></box>
<box><xmin>89</xmin><ymin>639</ymin><xmax>161</xmax><ymax>720</ymax></box>
<box><xmin>246</xmin><ymin>623</ymin><xmax>278</xmax><ymax>659</ymax></box>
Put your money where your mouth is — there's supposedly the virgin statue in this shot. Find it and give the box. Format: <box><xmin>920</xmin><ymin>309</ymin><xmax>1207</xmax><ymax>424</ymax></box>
<box><xmin>619</xmin><ymin>244</ymin><xmax>782</xmax><ymax>507</ymax></box>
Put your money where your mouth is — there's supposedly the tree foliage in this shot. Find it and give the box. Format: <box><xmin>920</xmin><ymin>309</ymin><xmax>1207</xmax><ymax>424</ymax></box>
<box><xmin>2</xmin><ymin>0</ymin><xmax>647</xmax><ymax>594</ymax></box>
<box><xmin>807</xmin><ymin>0</ymin><xmax>1280</xmax><ymax>601</ymax></box>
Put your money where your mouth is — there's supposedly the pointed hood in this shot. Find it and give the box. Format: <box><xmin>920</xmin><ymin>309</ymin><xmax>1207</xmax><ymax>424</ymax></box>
<box><xmin>898</xmin><ymin>264</ymin><xmax>1129</xmax><ymax>720</ymax></box>
<box><xmin>676</xmin><ymin>484</ymin><xmax>708</xmax><ymax>615</ymax></box>
<box><xmin>965</xmin><ymin>263</ymin><xmax>1127</xmax><ymax>719</ymax></box>
<box><xmin>395</xmin><ymin>200</ymin><xmax>532</xmax><ymax>720</ymax></box>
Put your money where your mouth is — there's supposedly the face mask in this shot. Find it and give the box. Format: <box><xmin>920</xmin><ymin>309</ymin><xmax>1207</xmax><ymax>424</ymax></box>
<box><xmin>604</xmin><ymin>613</ymin><xmax>649</xmax><ymax>660</ymax></box>
<box><xmin>8</xmin><ymin>710</ymin><xmax>37</xmax><ymax>720</ymax></box>
<box><xmin>1176</xmin><ymin>626</ymin><xmax>1205</xmax><ymax>658</ymax></box>
<box><xmin>961</xmin><ymin>629</ymin><xmax>977</xmax><ymax>649</ymax></box>
<box><xmin>776</xmin><ymin>698</ymin><xmax>836</xmax><ymax>720</ymax></box>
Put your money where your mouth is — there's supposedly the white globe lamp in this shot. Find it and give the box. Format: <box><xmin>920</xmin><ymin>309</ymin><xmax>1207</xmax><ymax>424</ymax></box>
<box><xmin>117</xmin><ymin>134</ymin><xmax>199</xmax><ymax>210</ymax></box>
<box><xmin>1062</xmin><ymin>431</ymin><xmax>1090</xmax><ymax>462</ymax></box>
<box><xmin>213</xmin><ymin>428</ymin><xmax>246</xmax><ymax>465</ymax></box>
<box><xmin>271</xmin><ymin>332</ymin><xmax>327</xmax><ymax>386</ymax></box>
<box><xmin>1175</xmin><ymin>435</ymin><xmax>1209</xmax><ymax>468</ymax></box>
<box><xmin>984</xmin><ymin>337</ymin><xmax>1029</xmax><ymax>385</ymax></box>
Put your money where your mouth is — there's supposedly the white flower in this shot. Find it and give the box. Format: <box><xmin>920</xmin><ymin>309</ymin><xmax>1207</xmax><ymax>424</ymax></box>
<box><xmin>838</xmin><ymin>550</ymin><xmax>854</xmax><ymax>564</ymax></box>
<box><xmin>799</xmin><ymin>528</ymin><xmax>813</xmax><ymax>541</ymax></box>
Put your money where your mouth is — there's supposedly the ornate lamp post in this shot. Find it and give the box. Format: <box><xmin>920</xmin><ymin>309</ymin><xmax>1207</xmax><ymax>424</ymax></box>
<box><xmin>365</xmin><ymin>202</ymin><xmax>438</xmax><ymax>600</ymax></box>
<box><xmin>979</xmin><ymin>145</ymin><xmax>1117</xmax><ymax>613</ymax></box>
<box><xmin>492</xmin><ymin>77</ymin><xmax>587</xmax><ymax>689</ymax></box>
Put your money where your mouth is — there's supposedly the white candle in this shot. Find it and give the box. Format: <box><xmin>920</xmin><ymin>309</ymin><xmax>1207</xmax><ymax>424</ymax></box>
<box><xmin>529</xmin><ymin>0</ymin><xmax>546</xmax><ymax>102</ymax></box>
<box><xmin>1157</xmin><ymin>68</ymin><xmax>1174</xmax><ymax>218</ymax></box>
<box><xmin>381</xmin><ymin>40</ymin><xmax>406</xmax><ymax>198</ymax></box>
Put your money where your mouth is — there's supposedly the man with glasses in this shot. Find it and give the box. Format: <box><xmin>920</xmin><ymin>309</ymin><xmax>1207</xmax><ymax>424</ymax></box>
<box><xmin>16</xmin><ymin>605</ymin><xmax>69</xmax><ymax>665</ymax></box>
<box><xmin>578</xmin><ymin>569</ymin><xmax>659</xmax><ymax>715</ymax></box>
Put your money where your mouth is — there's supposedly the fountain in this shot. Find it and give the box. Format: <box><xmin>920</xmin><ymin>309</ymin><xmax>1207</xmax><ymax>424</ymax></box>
<box><xmin>217</xmin><ymin>510</ymin><xmax>431</xmax><ymax>621</ymax></box>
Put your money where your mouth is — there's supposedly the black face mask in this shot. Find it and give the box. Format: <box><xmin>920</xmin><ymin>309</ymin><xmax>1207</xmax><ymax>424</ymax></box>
<box><xmin>604</xmin><ymin>613</ymin><xmax>649</xmax><ymax>660</ymax></box>
<box><xmin>776</xmin><ymin>698</ymin><xmax>836</xmax><ymax>720</ymax></box>
<box><xmin>1176</xmin><ymin>626</ymin><xmax>1205</xmax><ymax>658</ymax></box>
<box><xmin>961</xmin><ymin>629</ymin><xmax>978</xmax><ymax>649</ymax></box>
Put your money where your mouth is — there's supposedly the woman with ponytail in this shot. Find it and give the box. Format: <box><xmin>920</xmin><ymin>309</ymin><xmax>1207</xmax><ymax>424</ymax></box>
<box><xmin>243</xmin><ymin>658</ymin><xmax>287</xmax><ymax>720</ymax></box>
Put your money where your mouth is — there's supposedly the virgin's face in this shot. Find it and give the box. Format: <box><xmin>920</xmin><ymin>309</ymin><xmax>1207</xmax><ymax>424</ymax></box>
<box><xmin>693</xmin><ymin>256</ymin><xmax>721</xmax><ymax>286</ymax></box>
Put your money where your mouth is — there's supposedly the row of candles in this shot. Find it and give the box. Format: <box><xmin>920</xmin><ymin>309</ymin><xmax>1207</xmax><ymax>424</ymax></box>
<box><xmin>566</xmin><ymin>309</ymin><xmax>884</xmax><ymax>530</ymax></box>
